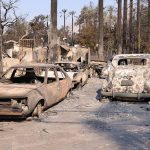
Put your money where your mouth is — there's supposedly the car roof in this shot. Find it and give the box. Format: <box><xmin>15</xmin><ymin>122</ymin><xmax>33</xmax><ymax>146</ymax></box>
<box><xmin>11</xmin><ymin>63</ymin><xmax>58</xmax><ymax>68</ymax></box>
<box><xmin>55</xmin><ymin>62</ymin><xmax>80</xmax><ymax>65</ymax></box>
<box><xmin>113</xmin><ymin>54</ymin><xmax>150</xmax><ymax>59</ymax></box>
<box><xmin>111</xmin><ymin>54</ymin><xmax>150</xmax><ymax>67</ymax></box>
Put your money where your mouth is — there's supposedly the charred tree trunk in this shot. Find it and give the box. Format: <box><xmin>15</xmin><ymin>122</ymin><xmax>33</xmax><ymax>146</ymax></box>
<box><xmin>123</xmin><ymin>0</ymin><xmax>128</xmax><ymax>54</ymax></box>
<box><xmin>48</xmin><ymin>0</ymin><xmax>58</xmax><ymax>63</ymax></box>
<box><xmin>148</xmin><ymin>0</ymin><xmax>150</xmax><ymax>43</ymax></box>
<box><xmin>98</xmin><ymin>0</ymin><xmax>104</xmax><ymax>61</ymax></box>
<box><xmin>117</xmin><ymin>0</ymin><xmax>122</xmax><ymax>54</ymax></box>
<box><xmin>137</xmin><ymin>0</ymin><xmax>141</xmax><ymax>53</ymax></box>
<box><xmin>0</xmin><ymin>0</ymin><xmax>3</xmax><ymax>74</ymax></box>
<box><xmin>129</xmin><ymin>0</ymin><xmax>133</xmax><ymax>53</ymax></box>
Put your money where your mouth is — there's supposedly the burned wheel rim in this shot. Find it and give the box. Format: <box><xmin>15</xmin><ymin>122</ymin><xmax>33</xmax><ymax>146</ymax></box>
<box><xmin>66</xmin><ymin>92</ymin><xmax>70</xmax><ymax>98</ymax></box>
<box><xmin>77</xmin><ymin>83</ymin><xmax>82</xmax><ymax>90</ymax></box>
<box><xmin>32</xmin><ymin>102</ymin><xmax>43</xmax><ymax>117</ymax></box>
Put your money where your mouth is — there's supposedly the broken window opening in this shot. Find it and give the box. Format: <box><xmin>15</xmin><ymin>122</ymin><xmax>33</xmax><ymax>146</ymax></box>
<box><xmin>56</xmin><ymin>68</ymin><xmax>66</xmax><ymax>80</ymax></box>
<box><xmin>2</xmin><ymin>67</ymin><xmax>46</xmax><ymax>84</ymax></box>
<box><xmin>118</xmin><ymin>58</ymin><xmax>147</xmax><ymax>66</ymax></box>
<box><xmin>56</xmin><ymin>63</ymin><xmax>79</xmax><ymax>72</ymax></box>
<box><xmin>47</xmin><ymin>68</ymin><xmax>57</xmax><ymax>83</ymax></box>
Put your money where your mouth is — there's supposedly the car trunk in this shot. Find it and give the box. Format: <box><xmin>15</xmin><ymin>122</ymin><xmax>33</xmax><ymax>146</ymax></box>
<box><xmin>112</xmin><ymin>66</ymin><xmax>148</xmax><ymax>94</ymax></box>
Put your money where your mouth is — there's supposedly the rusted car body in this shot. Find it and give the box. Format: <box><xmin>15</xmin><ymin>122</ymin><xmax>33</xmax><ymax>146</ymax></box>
<box><xmin>0</xmin><ymin>63</ymin><xmax>72</xmax><ymax>117</ymax></box>
<box><xmin>56</xmin><ymin>62</ymin><xmax>89</xmax><ymax>88</ymax></box>
<box><xmin>101</xmin><ymin>54</ymin><xmax>150</xmax><ymax>102</ymax></box>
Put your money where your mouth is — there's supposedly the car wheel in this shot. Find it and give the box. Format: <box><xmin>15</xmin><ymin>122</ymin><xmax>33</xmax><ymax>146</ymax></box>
<box><xmin>77</xmin><ymin>82</ymin><xmax>82</xmax><ymax>90</ymax></box>
<box><xmin>66</xmin><ymin>91</ymin><xmax>72</xmax><ymax>98</ymax></box>
<box><xmin>84</xmin><ymin>78</ymin><xmax>88</xmax><ymax>85</ymax></box>
<box><xmin>32</xmin><ymin>102</ymin><xmax>43</xmax><ymax>118</ymax></box>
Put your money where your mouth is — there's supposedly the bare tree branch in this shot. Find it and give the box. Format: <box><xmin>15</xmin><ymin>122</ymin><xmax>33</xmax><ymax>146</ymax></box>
<box><xmin>0</xmin><ymin>0</ymin><xmax>19</xmax><ymax>34</ymax></box>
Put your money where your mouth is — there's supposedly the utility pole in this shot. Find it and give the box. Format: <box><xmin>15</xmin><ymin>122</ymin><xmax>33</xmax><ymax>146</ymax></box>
<box><xmin>0</xmin><ymin>0</ymin><xmax>3</xmax><ymax>74</ymax></box>
<box><xmin>69</xmin><ymin>11</ymin><xmax>75</xmax><ymax>46</ymax></box>
<box><xmin>62</xmin><ymin>9</ymin><xmax>67</xmax><ymax>38</ymax></box>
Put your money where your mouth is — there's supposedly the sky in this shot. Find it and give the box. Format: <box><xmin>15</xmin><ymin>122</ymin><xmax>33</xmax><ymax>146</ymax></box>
<box><xmin>16</xmin><ymin>0</ymin><xmax>115</xmax><ymax>28</ymax></box>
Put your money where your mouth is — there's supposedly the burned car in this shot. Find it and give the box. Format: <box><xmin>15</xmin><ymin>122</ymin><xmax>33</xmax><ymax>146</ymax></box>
<box><xmin>101</xmin><ymin>54</ymin><xmax>150</xmax><ymax>102</ymax></box>
<box><xmin>56</xmin><ymin>62</ymin><xmax>89</xmax><ymax>88</ymax></box>
<box><xmin>0</xmin><ymin>63</ymin><xmax>72</xmax><ymax>117</ymax></box>
<box><xmin>90</xmin><ymin>61</ymin><xmax>106</xmax><ymax>78</ymax></box>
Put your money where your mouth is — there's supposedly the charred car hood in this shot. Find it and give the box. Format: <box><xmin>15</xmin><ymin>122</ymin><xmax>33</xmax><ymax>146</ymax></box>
<box><xmin>0</xmin><ymin>83</ymin><xmax>40</xmax><ymax>98</ymax></box>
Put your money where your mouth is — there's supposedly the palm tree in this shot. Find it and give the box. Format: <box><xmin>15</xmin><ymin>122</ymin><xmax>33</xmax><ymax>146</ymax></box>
<box><xmin>69</xmin><ymin>11</ymin><xmax>76</xmax><ymax>46</ymax></box>
<box><xmin>123</xmin><ymin>0</ymin><xmax>128</xmax><ymax>53</ymax></box>
<box><xmin>117</xmin><ymin>0</ymin><xmax>122</xmax><ymax>54</ymax></box>
<box><xmin>98</xmin><ymin>0</ymin><xmax>104</xmax><ymax>61</ymax></box>
<box><xmin>62</xmin><ymin>9</ymin><xmax>67</xmax><ymax>38</ymax></box>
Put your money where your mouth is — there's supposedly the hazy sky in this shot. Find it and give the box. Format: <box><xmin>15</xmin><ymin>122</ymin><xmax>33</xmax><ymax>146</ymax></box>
<box><xmin>16</xmin><ymin>0</ymin><xmax>115</xmax><ymax>27</ymax></box>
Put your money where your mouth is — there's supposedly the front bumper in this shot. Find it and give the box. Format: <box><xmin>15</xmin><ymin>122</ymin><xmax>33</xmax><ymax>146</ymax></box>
<box><xmin>101</xmin><ymin>91</ymin><xmax>150</xmax><ymax>101</ymax></box>
<box><xmin>0</xmin><ymin>105</ymin><xmax>24</xmax><ymax>116</ymax></box>
<box><xmin>0</xmin><ymin>109</ymin><xmax>23</xmax><ymax>116</ymax></box>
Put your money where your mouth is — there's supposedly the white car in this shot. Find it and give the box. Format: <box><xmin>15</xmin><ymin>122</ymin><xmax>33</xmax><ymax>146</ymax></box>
<box><xmin>56</xmin><ymin>62</ymin><xmax>89</xmax><ymax>89</ymax></box>
<box><xmin>101</xmin><ymin>54</ymin><xmax>150</xmax><ymax>102</ymax></box>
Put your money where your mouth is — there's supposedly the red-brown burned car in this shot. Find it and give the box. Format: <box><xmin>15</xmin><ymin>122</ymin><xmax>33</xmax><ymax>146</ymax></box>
<box><xmin>0</xmin><ymin>63</ymin><xmax>72</xmax><ymax>117</ymax></box>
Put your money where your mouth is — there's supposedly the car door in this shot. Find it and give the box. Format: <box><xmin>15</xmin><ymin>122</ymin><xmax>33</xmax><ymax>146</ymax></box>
<box><xmin>55</xmin><ymin>66</ymin><xmax>71</xmax><ymax>99</ymax></box>
<box><xmin>45</xmin><ymin>67</ymin><xmax>61</xmax><ymax>107</ymax></box>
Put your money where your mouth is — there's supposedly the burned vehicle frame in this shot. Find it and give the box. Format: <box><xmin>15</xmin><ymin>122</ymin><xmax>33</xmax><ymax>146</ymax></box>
<box><xmin>101</xmin><ymin>54</ymin><xmax>150</xmax><ymax>102</ymax></box>
<box><xmin>90</xmin><ymin>61</ymin><xmax>106</xmax><ymax>78</ymax></box>
<box><xmin>0</xmin><ymin>63</ymin><xmax>72</xmax><ymax>117</ymax></box>
<box><xmin>56</xmin><ymin>62</ymin><xmax>89</xmax><ymax>89</ymax></box>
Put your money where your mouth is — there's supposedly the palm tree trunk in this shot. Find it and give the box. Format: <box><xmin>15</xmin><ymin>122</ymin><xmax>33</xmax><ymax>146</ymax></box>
<box><xmin>148</xmin><ymin>0</ymin><xmax>150</xmax><ymax>43</ymax></box>
<box><xmin>129</xmin><ymin>0</ymin><xmax>133</xmax><ymax>53</ymax></box>
<box><xmin>48</xmin><ymin>0</ymin><xmax>58</xmax><ymax>63</ymax></box>
<box><xmin>123</xmin><ymin>0</ymin><xmax>128</xmax><ymax>54</ymax></box>
<box><xmin>98</xmin><ymin>0</ymin><xmax>104</xmax><ymax>61</ymax></box>
<box><xmin>117</xmin><ymin>0</ymin><xmax>122</xmax><ymax>54</ymax></box>
<box><xmin>0</xmin><ymin>0</ymin><xmax>3</xmax><ymax>74</ymax></box>
<box><xmin>137</xmin><ymin>0</ymin><xmax>141</xmax><ymax>53</ymax></box>
<box><xmin>62</xmin><ymin>9</ymin><xmax>67</xmax><ymax>38</ymax></box>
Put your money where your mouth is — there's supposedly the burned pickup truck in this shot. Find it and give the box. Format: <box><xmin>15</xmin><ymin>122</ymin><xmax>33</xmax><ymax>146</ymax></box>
<box><xmin>101</xmin><ymin>54</ymin><xmax>150</xmax><ymax>102</ymax></box>
<box><xmin>56</xmin><ymin>62</ymin><xmax>89</xmax><ymax>89</ymax></box>
<box><xmin>0</xmin><ymin>63</ymin><xmax>72</xmax><ymax>117</ymax></box>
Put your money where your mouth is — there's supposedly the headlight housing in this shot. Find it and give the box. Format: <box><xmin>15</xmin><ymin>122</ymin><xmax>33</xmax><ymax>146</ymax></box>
<box><xmin>11</xmin><ymin>98</ymin><xmax>28</xmax><ymax>112</ymax></box>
